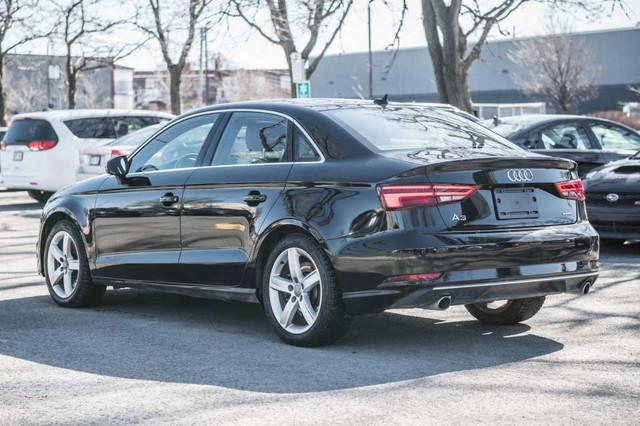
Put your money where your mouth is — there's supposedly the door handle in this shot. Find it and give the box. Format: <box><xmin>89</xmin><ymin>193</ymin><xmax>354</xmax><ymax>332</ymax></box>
<box><xmin>159</xmin><ymin>193</ymin><xmax>179</xmax><ymax>206</ymax></box>
<box><xmin>243</xmin><ymin>192</ymin><xmax>267</xmax><ymax>204</ymax></box>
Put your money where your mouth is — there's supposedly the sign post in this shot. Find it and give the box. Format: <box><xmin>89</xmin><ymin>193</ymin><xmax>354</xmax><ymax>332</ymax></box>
<box><xmin>296</xmin><ymin>81</ymin><xmax>311</xmax><ymax>99</ymax></box>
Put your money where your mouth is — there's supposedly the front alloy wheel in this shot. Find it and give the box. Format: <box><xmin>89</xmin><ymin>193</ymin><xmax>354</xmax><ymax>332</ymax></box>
<box><xmin>47</xmin><ymin>231</ymin><xmax>80</xmax><ymax>299</ymax></box>
<box><xmin>262</xmin><ymin>234</ymin><xmax>352</xmax><ymax>346</ymax></box>
<box><xmin>44</xmin><ymin>220</ymin><xmax>106</xmax><ymax>307</ymax></box>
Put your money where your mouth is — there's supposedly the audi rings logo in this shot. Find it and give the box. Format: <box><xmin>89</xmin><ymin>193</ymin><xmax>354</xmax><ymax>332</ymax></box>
<box><xmin>507</xmin><ymin>169</ymin><xmax>534</xmax><ymax>182</ymax></box>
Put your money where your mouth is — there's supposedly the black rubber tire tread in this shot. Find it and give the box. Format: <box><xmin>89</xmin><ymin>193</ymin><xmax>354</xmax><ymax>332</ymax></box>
<box><xmin>44</xmin><ymin>220</ymin><xmax>106</xmax><ymax>308</ymax></box>
<box><xmin>262</xmin><ymin>233</ymin><xmax>352</xmax><ymax>347</ymax></box>
<box><xmin>465</xmin><ymin>296</ymin><xmax>546</xmax><ymax>325</ymax></box>
<box><xmin>27</xmin><ymin>190</ymin><xmax>53</xmax><ymax>203</ymax></box>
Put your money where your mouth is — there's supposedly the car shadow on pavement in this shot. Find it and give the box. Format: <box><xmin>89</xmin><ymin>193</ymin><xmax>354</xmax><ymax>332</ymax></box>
<box><xmin>0</xmin><ymin>289</ymin><xmax>564</xmax><ymax>393</ymax></box>
<box><xmin>0</xmin><ymin>202</ymin><xmax>42</xmax><ymax>212</ymax></box>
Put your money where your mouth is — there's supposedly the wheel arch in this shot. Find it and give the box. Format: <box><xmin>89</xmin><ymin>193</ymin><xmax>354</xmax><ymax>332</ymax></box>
<box><xmin>243</xmin><ymin>219</ymin><xmax>333</xmax><ymax>302</ymax></box>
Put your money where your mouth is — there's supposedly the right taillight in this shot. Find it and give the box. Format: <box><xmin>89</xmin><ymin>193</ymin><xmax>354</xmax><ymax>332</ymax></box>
<box><xmin>555</xmin><ymin>180</ymin><xmax>585</xmax><ymax>201</ymax></box>
<box><xmin>378</xmin><ymin>184</ymin><xmax>480</xmax><ymax>210</ymax></box>
<box><xmin>28</xmin><ymin>140</ymin><xmax>57</xmax><ymax>151</ymax></box>
<box><xmin>0</xmin><ymin>141</ymin><xmax>6</xmax><ymax>150</ymax></box>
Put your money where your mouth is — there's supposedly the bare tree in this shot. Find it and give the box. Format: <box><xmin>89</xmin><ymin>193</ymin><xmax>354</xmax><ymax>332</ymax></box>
<box><xmin>420</xmin><ymin>0</ymin><xmax>626</xmax><ymax>113</ymax></box>
<box><xmin>4</xmin><ymin>56</ymin><xmax>48</xmax><ymax>114</ymax></box>
<box><xmin>135</xmin><ymin>0</ymin><xmax>216</xmax><ymax>114</ymax></box>
<box><xmin>227</xmin><ymin>0</ymin><xmax>354</xmax><ymax>96</ymax></box>
<box><xmin>0</xmin><ymin>0</ymin><xmax>52</xmax><ymax>125</ymax></box>
<box><xmin>52</xmin><ymin>0</ymin><xmax>143</xmax><ymax>109</ymax></box>
<box><xmin>509</xmin><ymin>21</ymin><xmax>599</xmax><ymax>112</ymax></box>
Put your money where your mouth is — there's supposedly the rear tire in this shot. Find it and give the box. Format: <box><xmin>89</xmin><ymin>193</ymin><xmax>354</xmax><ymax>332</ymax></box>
<box><xmin>28</xmin><ymin>190</ymin><xmax>53</xmax><ymax>203</ymax></box>
<box><xmin>262</xmin><ymin>233</ymin><xmax>352</xmax><ymax>347</ymax></box>
<box><xmin>44</xmin><ymin>220</ymin><xmax>106</xmax><ymax>307</ymax></box>
<box><xmin>465</xmin><ymin>297</ymin><xmax>545</xmax><ymax>325</ymax></box>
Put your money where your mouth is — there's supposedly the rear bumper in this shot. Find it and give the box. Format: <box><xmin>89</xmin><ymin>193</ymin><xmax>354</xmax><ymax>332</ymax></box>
<box><xmin>329</xmin><ymin>221</ymin><xmax>599</xmax><ymax>313</ymax></box>
<box><xmin>0</xmin><ymin>174</ymin><xmax>72</xmax><ymax>192</ymax></box>
<box><xmin>343</xmin><ymin>267</ymin><xmax>598</xmax><ymax>313</ymax></box>
<box><xmin>587</xmin><ymin>204</ymin><xmax>640</xmax><ymax>240</ymax></box>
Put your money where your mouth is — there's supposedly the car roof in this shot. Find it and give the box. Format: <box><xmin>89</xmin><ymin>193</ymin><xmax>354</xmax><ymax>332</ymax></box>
<box><xmin>490</xmin><ymin>114</ymin><xmax>586</xmax><ymax>125</ymax></box>
<box><xmin>180</xmin><ymin>98</ymin><xmax>470</xmax><ymax>118</ymax></box>
<box><xmin>11</xmin><ymin>109</ymin><xmax>175</xmax><ymax>121</ymax></box>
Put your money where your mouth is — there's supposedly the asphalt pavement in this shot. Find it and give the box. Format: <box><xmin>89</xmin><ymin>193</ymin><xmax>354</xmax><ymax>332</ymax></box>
<box><xmin>0</xmin><ymin>190</ymin><xmax>638</xmax><ymax>425</ymax></box>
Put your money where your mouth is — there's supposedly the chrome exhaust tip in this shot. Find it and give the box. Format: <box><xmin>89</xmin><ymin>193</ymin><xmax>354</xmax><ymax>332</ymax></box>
<box><xmin>425</xmin><ymin>296</ymin><xmax>452</xmax><ymax>310</ymax></box>
<box><xmin>582</xmin><ymin>280</ymin><xmax>592</xmax><ymax>295</ymax></box>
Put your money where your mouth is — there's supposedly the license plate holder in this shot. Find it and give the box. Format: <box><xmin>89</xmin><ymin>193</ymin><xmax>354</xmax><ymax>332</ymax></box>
<box><xmin>89</xmin><ymin>155</ymin><xmax>101</xmax><ymax>166</ymax></box>
<box><xmin>13</xmin><ymin>151</ymin><xmax>23</xmax><ymax>161</ymax></box>
<box><xmin>494</xmin><ymin>187</ymin><xmax>539</xmax><ymax>220</ymax></box>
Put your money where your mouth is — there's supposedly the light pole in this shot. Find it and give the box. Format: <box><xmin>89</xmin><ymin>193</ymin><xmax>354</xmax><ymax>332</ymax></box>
<box><xmin>367</xmin><ymin>0</ymin><xmax>374</xmax><ymax>99</ymax></box>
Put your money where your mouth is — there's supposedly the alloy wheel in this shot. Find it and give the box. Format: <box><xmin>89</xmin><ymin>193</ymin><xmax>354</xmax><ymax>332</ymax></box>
<box><xmin>268</xmin><ymin>247</ymin><xmax>322</xmax><ymax>334</ymax></box>
<box><xmin>47</xmin><ymin>231</ymin><xmax>80</xmax><ymax>299</ymax></box>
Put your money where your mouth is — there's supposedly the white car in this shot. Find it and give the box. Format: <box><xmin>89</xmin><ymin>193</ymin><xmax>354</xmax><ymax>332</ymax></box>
<box><xmin>0</xmin><ymin>109</ymin><xmax>173</xmax><ymax>202</ymax></box>
<box><xmin>76</xmin><ymin>123</ymin><xmax>164</xmax><ymax>181</ymax></box>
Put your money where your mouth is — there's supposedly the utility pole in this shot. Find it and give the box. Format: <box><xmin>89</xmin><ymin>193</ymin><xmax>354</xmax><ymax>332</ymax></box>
<box><xmin>367</xmin><ymin>0</ymin><xmax>374</xmax><ymax>99</ymax></box>
<box><xmin>204</xmin><ymin>26</ymin><xmax>209</xmax><ymax>105</ymax></box>
<box><xmin>199</xmin><ymin>27</ymin><xmax>204</xmax><ymax>106</ymax></box>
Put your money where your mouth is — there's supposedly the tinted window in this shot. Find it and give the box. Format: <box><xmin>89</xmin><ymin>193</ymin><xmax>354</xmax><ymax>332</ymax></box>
<box><xmin>128</xmin><ymin>115</ymin><xmax>218</xmax><ymax>173</ymax></box>
<box><xmin>212</xmin><ymin>112</ymin><xmax>288</xmax><ymax>165</ymax></box>
<box><xmin>4</xmin><ymin>119</ymin><xmax>58</xmax><ymax>146</ymax></box>
<box><xmin>293</xmin><ymin>127</ymin><xmax>320</xmax><ymax>162</ymax></box>
<box><xmin>64</xmin><ymin>117</ymin><xmax>116</xmax><ymax>139</ymax></box>
<box><xmin>107</xmin><ymin>124</ymin><xmax>162</xmax><ymax>147</ymax></box>
<box><xmin>112</xmin><ymin>116</ymin><xmax>159</xmax><ymax>137</ymax></box>
<box><xmin>540</xmin><ymin>123</ymin><xmax>591</xmax><ymax>150</ymax></box>
<box><xmin>589</xmin><ymin>122</ymin><xmax>640</xmax><ymax>150</ymax></box>
<box><xmin>324</xmin><ymin>107</ymin><xmax>520</xmax><ymax>152</ymax></box>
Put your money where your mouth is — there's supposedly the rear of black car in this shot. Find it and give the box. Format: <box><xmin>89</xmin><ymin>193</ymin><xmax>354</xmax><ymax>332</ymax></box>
<box><xmin>322</xmin><ymin>106</ymin><xmax>599</xmax><ymax>313</ymax></box>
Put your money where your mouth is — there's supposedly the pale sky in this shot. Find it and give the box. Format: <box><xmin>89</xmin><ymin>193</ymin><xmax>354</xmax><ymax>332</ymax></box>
<box><xmin>17</xmin><ymin>0</ymin><xmax>640</xmax><ymax>72</ymax></box>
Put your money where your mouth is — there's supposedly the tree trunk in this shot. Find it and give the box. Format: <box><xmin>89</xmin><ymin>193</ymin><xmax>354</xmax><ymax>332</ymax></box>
<box><xmin>68</xmin><ymin>74</ymin><xmax>77</xmax><ymax>109</ymax></box>
<box><xmin>0</xmin><ymin>56</ymin><xmax>6</xmax><ymax>126</ymax></box>
<box><xmin>421</xmin><ymin>0</ymin><xmax>474</xmax><ymax>113</ymax></box>
<box><xmin>169</xmin><ymin>66</ymin><xmax>182</xmax><ymax>115</ymax></box>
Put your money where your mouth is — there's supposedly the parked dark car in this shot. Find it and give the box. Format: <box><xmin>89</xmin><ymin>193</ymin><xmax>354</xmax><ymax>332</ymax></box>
<box><xmin>37</xmin><ymin>100</ymin><xmax>599</xmax><ymax>346</ymax></box>
<box><xmin>483</xmin><ymin>115</ymin><xmax>640</xmax><ymax>176</ymax></box>
<box><xmin>583</xmin><ymin>152</ymin><xmax>640</xmax><ymax>245</ymax></box>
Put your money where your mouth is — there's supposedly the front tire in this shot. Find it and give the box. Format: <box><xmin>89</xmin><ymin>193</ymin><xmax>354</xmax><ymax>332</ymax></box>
<box><xmin>44</xmin><ymin>220</ymin><xmax>106</xmax><ymax>307</ymax></box>
<box><xmin>465</xmin><ymin>297</ymin><xmax>545</xmax><ymax>325</ymax></box>
<box><xmin>28</xmin><ymin>190</ymin><xmax>53</xmax><ymax>203</ymax></box>
<box><xmin>262</xmin><ymin>234</ymin><xmax>352</xmax><ymax>347</ymax></box>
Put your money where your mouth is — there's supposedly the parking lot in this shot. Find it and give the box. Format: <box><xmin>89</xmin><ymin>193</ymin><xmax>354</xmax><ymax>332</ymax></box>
<box><xmin>0</xmin><ymin>189</ymin><xmax>638</xmax><ymax>425</ymax></box>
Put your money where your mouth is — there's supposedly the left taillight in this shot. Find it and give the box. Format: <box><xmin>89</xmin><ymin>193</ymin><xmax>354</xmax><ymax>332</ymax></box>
<box><xmin>378</xmin><ymin>184</ymin><xmax>480</xmax><ymax>210</ymax></box>
<box><xmin>110</xmin><ymin>149</ymin><xmax>127</xmax><ymax>159</ymax></box>
<box><xmin>555</xmin><ymin>180</ymin><xmax>585</xmax><ymax>201</ymax></box>
<box><xmin>28</xmin><ymin>140</ymin><xmax>57</xmax><ymax>151</ymax></box>
<box><xmin>0</xmin><ymin>141</ymin><xmax>6</xmax><ymax>150</ymax></box>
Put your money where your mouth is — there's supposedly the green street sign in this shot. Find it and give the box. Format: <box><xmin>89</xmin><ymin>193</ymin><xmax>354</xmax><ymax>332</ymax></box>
<box><xmin>296</xmin><ymin>81</ymin><xmax>311</xmax><ymax>98</ymax></box>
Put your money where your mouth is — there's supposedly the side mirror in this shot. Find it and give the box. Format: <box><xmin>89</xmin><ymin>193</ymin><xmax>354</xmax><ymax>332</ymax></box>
<box><xmin>106</xmin><ymin>155</ymin><xmax>129</xmax><ymax>177</ymax></box>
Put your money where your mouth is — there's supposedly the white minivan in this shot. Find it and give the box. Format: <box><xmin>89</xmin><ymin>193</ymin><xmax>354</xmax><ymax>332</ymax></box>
<box><xmin>0</xmin><ymin>109</ymin><xmax>173</xmax><ymax>202</ymax></box>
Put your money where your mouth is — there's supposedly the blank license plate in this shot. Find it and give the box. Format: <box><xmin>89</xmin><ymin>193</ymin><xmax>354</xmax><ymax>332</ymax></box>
<box><xmin>494</xmin><ymin>188</ymin><xmax>539</xmax><ymax>219</ymax></box>
<box><xmin>13</xmin><ymin>151</ymin><xmax>23</xmax><ymax>161</ymax></box>
<box><xmin>89</xmin><ymin>155</ymin><xmax>101</xmax><ymax>166</ymax></box>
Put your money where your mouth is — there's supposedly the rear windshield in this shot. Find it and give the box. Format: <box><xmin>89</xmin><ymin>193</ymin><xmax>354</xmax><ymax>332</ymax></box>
<box><xmin>4</xmin><ymin>119</ymin><xmax>58</xmax><ymax>146</ymax></box>
<box><xmin>107</xmin><ymin>124</ymin><xmax>161</xmax><ymax>147</ymax></box>
<box><xmin>324</xmin><ymin>107</ymin><xmax>520</xmax><ymax>152</ymax></box>
<box><xmin>64</xmin><ymin>116</ymin><xmax>162</xmax><ymax>139</ymax></box>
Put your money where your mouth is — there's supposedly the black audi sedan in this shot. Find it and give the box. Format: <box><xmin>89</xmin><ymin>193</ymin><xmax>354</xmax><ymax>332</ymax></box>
<box><xmin>37</xmin><ymin>99</ymin><xmax>599</xmax><ymax>346</ymax></box>
<box><xmin>583</xmin><ymin>153</ymin><xmax>640</xmax><ymax>245</ymax></box>
<box><xmin>483</xmin><ymin>115</ymin><xmax>640</xmax><ymax>177</ymax></box>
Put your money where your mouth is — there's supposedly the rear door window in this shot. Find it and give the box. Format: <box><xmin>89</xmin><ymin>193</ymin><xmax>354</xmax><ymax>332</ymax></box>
<box><xmin>589</xmin><ymin>122</ymin><xmax>640</xmax><ymax>151</ymax></box>
<box><xmin>4</xmin><ymin>119</ymin><xmax>58</xmax><ymax>146</ymax></box>
<box><xmin>539</xmin><ymin>123</ymin><xmax>592</xmax><ymax>150</ymax></box>
<box><xmin>293</xmin><ymin>127</ymin><xmax>321</xmax><ymax>162</ymax></box>
<box><xmin>112</xmin><ymin>116</ymin><xmax>160</xmax><ymax>137</ymax></box>
<box><xmin>64</xmin><ymin>117</ymin><xmax>116</xmax><ymax>139</ymax></box>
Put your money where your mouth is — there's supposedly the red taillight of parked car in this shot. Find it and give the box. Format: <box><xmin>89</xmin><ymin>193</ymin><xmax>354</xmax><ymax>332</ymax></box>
<box><xmin>378</xmin><ymin>184</ymin><xmax>480</xmax><ymax>210</ymax></box>
<box><xmin>555</xmin><ymin>180</ymin><xmax>586</xmax><ymax>201</ymax></box>
<box><xmin>28</xmin><ymin>140</ymin><xmax>57</xmax><ymax>151</ymax></box>
<box><xmin>0</xmin><ymin>141</ymin><xmax>6</xmax><ymax>150</ymax></box>
<box><xmin>110</xmin><ymin>149</ymin><xmax>127</xmax><ymax>158</ymax></box>
<box><xmin>386</xmin><ymin>272</ymin><xmax>442</xmax><ymax>283</ymax></box>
